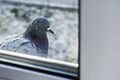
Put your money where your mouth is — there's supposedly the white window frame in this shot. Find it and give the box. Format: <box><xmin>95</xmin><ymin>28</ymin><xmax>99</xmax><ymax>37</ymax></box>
<box><xmin>0</xmin><ymin>50</ymin><xmax>78</xmax><ymax>80</ymax></box>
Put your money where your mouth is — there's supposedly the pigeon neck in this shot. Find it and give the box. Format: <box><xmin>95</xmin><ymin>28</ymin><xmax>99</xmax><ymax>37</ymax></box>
<box><xmin>33</xmin><ymin>36</ymin><xmax>48</xmax><ymax>54</ymax></box>
<box><xmin>24</xmin><ymin>26</ymin><xmax>48</xmax><ymax>54</ymax></box>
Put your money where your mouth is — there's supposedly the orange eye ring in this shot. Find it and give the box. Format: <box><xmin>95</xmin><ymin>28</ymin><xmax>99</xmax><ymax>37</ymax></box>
<box><xmin>38</xmin><ymin>24</ymin><xmax>42</xmax><ymax>29</ymax></box>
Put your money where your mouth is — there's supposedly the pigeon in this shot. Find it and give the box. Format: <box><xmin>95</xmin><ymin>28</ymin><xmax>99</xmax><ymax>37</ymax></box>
<box><xmin>0</xmin><ymin>18</ymin><xmax>54</xmax><ymax>58</ymax></box>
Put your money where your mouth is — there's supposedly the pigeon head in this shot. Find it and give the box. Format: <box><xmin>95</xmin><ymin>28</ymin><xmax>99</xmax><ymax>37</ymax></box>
<box><xmin>32</xmin><ymin>18</ymin><xmax>50</xmax><ymax>31</ymax></box>
<box><xmin>25</xmin><ymin>18</ymin><xmax>54</xmax><ymax>38</ymax></box>
<box><xmin>24</xmin><ymin>18</ymin><xmax>54</xmax><ymax>54</ymax></box>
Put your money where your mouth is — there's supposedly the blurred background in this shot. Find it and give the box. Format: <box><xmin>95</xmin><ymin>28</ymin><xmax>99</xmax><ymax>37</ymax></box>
<box><xmin>0</xmin><ymin>0</ymin><xmax>78</xmax><ymax>63</ymax></box>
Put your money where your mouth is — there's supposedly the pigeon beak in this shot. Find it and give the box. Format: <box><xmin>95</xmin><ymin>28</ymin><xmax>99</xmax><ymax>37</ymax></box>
<box><xmin>47</xmin><ymin>28</ymin><xmax>54</xmax><ymax>34</ymax></box>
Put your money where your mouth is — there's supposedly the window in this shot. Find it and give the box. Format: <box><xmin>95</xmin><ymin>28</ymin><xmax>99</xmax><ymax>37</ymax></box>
<box><xmin>0</xmin><ymin>0</ymin><xmax>79</xmax><ymax>80</ymax></box>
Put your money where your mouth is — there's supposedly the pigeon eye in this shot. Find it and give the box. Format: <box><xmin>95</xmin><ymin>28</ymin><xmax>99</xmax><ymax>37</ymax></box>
<box><xmin>38</xmin><ymin>24</ymin><xmax>42</xmax><ymax>29</ymax></box>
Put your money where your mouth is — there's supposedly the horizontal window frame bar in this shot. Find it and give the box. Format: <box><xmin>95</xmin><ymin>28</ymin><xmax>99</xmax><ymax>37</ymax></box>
<box><xmin>0</xmin><ymin>50</ymin><xmax>78</xmax><ymax>79</ymax></box>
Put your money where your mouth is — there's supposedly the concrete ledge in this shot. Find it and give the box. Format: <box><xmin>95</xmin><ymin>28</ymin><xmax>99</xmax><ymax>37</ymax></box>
<box><xmin>0</xmin><ymin>0</ymin><xmax>78</xmax><ymax>10</ymax></box>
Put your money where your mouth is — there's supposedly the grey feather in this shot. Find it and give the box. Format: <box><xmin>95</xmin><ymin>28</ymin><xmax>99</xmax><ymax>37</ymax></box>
<box><xmin>0</xmin><ymin>34</ymin><xmax>47</xmax><ymax>57</ymax></box>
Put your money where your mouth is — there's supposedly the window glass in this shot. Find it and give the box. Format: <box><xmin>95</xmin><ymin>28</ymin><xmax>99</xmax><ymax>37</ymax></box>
<box><xmin>0</xmin><ymin>0</ymin><xmax>78</xmax><ymax>63</ymax></box>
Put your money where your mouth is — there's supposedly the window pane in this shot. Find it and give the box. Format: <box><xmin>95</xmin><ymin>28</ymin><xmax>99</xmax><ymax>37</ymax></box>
<box><xmin>0</xmin><ymin>0</ymin><xmax>78</xmax><ymax>63</ymax></box>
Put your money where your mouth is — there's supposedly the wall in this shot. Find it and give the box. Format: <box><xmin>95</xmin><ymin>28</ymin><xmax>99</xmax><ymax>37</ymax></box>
<box><xmin>81</xmin><ymin>0</ymin><xmax>120</xmax><ymax>80</ymax></box>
